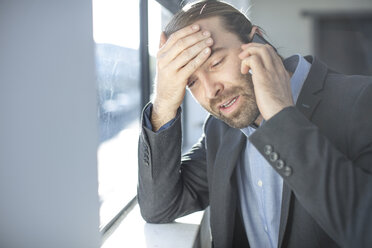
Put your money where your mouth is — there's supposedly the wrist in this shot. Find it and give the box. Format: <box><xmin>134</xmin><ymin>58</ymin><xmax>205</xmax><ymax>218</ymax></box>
<box><xmin>265</xmin><ymin>102</ymin><xmax>294</xmax><ymax>121</ymax></box>
<box><xmin>151</xmin><ymin>102</ymin><xmax>178</xmax><ymax>132</ymax></box>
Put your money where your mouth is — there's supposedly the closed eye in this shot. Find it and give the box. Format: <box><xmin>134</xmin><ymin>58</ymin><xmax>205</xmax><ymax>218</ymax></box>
<box><xmin>211</xmin><ymin>57</ymin><xmax>225</xmax><ymax>68</ymax></box>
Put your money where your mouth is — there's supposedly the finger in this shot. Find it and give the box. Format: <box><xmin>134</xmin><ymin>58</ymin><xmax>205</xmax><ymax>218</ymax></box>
<box><xmin>239</xmin><ymin>44</ymin><xmax>277</xmax><ymax>70</ymax></box>
<box><xmin>241</xmin><ymin>41</ymin><xmax>270</xmax><ymax>49</ymax></box>
<box><xmin>179</xmin><ymin>47</ymin><xmax>211</xmax><ymax>83</ymax></box>
<box><xmin>160</xmin><ymin>30</ymin><xmax>211</xmax><ymax>67</ymax></box>
<box><xmin>239</xmin><ymin>43</ymin><xmax>266</xmax><ymax>59</ymax></box>
<box><xmin>171</xmin><ymin>37</ymin><xmax>213</xmax><ymax>70</ymax></box>
<box><xmin>241</xmin><ymin>42</ymin><xmax>277</xmax><ymax>59</ymax></box>
<box><xmin>159</xmin><ymin>32</ymin><xmax>167</xmax><ymax>48</ymax></box>
<box><xmin>160</xmin><ymin>24</ymin><xmax>200</xmax><ymax>53</ymax></box>
<box><xmin>241</xmin><ymin>55</ymin><xmax>265</xmax><ymax>75</ymax></box>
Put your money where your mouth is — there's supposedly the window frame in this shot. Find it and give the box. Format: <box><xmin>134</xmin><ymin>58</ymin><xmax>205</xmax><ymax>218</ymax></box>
<box><xmin>99</xmin><ymin>0</ymin><xmax>183</xmax><ymax>239</ymax></box>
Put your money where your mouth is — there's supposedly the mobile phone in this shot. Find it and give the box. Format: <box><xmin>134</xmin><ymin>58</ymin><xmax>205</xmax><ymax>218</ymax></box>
<box><xmin>247</xmin><ymin>34</ymin><xmax>277</xmax><ymax>74</ymax></box>
<box><xmin>251</xmin><ymin>33</ymin><xmax>277</xmax><ymax>52</ymax></box>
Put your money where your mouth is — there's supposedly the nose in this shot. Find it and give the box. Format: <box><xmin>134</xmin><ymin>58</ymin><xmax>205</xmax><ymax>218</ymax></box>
<box><xmin>200</xmin><ymin>73</ymin><xmax>224</xmax><ymax>99</ymax></box>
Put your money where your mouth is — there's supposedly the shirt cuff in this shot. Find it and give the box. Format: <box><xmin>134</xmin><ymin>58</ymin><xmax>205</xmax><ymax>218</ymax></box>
<box><xmin>143</xmin><ymin>103</ymin><xmax>179</xmax><ymax>132</ymax></box>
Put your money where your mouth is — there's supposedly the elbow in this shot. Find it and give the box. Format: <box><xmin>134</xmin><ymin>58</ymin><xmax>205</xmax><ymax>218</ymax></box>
<box><xmin>137</xmin><ymin>195</ymin><xmax>174</xmax><ymax>224</ymax></box>
<box><xmin>139</xmin><ymin>206</ymin><xmax>173</xmax><ymax>224</ymax></box>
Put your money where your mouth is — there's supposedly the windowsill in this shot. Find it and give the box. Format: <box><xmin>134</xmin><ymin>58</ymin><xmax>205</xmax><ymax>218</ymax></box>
<box><xmin>101</xmin><ymin>204</ymin><xmax>205</xmax><ymax>248</ymax></box>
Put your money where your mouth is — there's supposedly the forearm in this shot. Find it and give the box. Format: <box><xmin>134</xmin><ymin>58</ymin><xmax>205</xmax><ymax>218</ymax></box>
<box><xmin>138</xmin><ymin>116</ymin><xmax>183</xmax><ymax>223</ymax></box>
<box><xmin>250</xmin><ymin>106</ymin><xmax>372</xmax><ymax>247</ymax></box>
<box><xmin>138</xmin><ymin>108</ymin><xmax>208</xmax><ymax>223</ymax></box>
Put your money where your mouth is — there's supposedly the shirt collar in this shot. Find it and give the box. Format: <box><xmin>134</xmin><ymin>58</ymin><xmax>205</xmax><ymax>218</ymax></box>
<box><xmin>284</xmin><ymin>54</ymin><xmax>311</xmax><ymax>103</ymax></box>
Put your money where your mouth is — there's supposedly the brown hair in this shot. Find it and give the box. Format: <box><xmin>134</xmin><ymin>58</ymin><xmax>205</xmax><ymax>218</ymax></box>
<box><xmin>164</xmin><ymin>0</ymin><xmax>256</xmax><ymax>43</ymax></box>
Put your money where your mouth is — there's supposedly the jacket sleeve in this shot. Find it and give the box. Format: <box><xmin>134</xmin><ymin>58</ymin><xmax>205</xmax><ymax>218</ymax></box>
<box><xmin>249</xmin><ymin>83</ymin><xmax>372</xmax><ymax>247</ymax></box>
<box><xmin>137</xmin><ymin>104</ymin><xmax>209</xmax><ymax>223</ymax></box>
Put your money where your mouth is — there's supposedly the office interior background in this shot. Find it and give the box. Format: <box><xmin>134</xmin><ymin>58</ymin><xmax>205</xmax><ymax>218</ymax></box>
<box><xmin>0</xmin><ymin>0</ymin><xmax>371</xmax><ymax>247</ymax></box>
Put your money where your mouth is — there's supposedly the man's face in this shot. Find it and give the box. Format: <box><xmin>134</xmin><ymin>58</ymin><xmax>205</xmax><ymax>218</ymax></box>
<box><xmin>187</xmin><ymin>17</ymin><xmax>259</xmax><ymax>129</ymax></box>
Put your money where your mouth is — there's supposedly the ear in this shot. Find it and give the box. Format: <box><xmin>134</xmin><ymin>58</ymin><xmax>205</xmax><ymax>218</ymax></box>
<box><xmin>248</xmin><ymin>26</ymin><xmax>263</xmax><ymax>41</ymax></box>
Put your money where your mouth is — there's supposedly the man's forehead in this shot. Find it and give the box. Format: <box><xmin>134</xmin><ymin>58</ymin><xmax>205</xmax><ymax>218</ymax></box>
<box><xmin>193</xmin><ymin>16</ymin><xmax>241</xmax><ymax>49</ymax></box>
<box><xmin>194</xmin><ymin>16</ymin><xmax>225</xmax><ymax>35</ymax></box>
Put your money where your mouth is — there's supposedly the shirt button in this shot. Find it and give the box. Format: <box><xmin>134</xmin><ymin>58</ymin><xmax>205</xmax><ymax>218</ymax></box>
<box><xmin>257</xmin><ymin>180</ymin><xmax>263</xmax><ymax>187</ymax></box>
<box><xmin>264</xmin><ymin>226</ymin><xmax>268</xmax><ymax>232</ymax></box>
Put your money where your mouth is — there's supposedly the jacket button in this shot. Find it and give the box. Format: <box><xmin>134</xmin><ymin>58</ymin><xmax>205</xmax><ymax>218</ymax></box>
<box><xmin>264</xmin><ymin>145</ymin><xmax>273</xmax><ymax>155</ymax></box>
<box><xmin>144</xmin><ymin>157</ymin><xmax>149</xmax><ymax>166</ymax></box>
<box><xmin>276</xmin><ymin>159</ymin><xmax>285</xmax><ymax>169</ymax></box>
<box><xmin>283</xmin><ymin>166</ymin><xmax>292</xmax><ymax>176</ymax></box>
<box><xmin>269</xmin><ymin>152</ymin><xmax>279</xmax><ymax>162</ymax></box>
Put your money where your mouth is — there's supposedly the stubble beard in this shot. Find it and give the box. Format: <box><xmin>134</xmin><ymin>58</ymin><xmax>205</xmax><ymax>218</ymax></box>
<box><xmin>217</xmin><ymin>93</ymin><xmax>260</xmax><ymax>129</ymax></box>
<box><xmin>205</xmin><ymin>78</ymin><xmax>260</xmax><ymax>129</ymax></box>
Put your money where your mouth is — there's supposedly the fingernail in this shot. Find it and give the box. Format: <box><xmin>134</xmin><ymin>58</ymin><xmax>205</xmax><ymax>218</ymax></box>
<box><xmin>205</xmin><ymin>38</ymin><xmax>213</xmax><ymax>44</ymax></box>
<box><xmin>203</xmin><ymin>31</ymin><xmax>210</xmax><ymax>36</ymax></box>
<box><xmin>204</xmin><ymin>47</ymin><xmax>210</xmax><ymax>54</ymax></box>
<box><xmin>192</xmin><ymin>25</ymin><xmax>199</xmax><ymax>30</ymax></box>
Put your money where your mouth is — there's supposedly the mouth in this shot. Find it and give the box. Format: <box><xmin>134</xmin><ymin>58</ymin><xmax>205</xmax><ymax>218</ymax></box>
<box><xmin>219</xmin><ymin>96</ymin><xmax>240</xmax><ymax>113</ymax></box>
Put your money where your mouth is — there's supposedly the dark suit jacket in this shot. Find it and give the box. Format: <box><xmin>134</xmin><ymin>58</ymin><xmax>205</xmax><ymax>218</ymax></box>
<box><xmin>138</xmin><ymin>56</ymin><xmax>372</xmax><ymax>248</ymax></box>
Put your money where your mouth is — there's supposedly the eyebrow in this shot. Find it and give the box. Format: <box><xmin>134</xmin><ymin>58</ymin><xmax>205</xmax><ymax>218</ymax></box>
<box><xmin>209</xmin><ymin>47</ymin><xmax>226</xmax><ymax>58</ymax></box>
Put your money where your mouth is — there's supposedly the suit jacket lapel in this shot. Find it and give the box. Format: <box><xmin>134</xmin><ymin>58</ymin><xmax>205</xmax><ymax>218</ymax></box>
<box><xmin>212</xmin><ymin>126</ymin><xmax>245</xmax><ymax>193</ymax></box>
<box><xmin>278</xmin><ymin>56</ymin><xmax>328</xmax><ymax>248</ymax></box>
<box><xmin>210</xmin><ymin>127</ymin><xmax>245</xmax><ymax>246</ymax></box>
<box><xmin>296</xmin><ymin>56</ymin><xmax>328</xmax><ymax>119</ymax></box>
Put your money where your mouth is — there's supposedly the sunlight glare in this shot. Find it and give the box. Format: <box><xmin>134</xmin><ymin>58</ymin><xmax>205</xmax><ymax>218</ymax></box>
<box><xmin>92</xmin><ymin>0</ymin><xmax>140</xmax><ymax>48</ymax></box>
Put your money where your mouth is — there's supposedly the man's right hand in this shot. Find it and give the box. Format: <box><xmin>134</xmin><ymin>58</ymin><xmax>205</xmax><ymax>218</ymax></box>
<box><xmin>151</xmin><ymin>24</ymin><xmax>213</xmax><ymax>131</ymax></box>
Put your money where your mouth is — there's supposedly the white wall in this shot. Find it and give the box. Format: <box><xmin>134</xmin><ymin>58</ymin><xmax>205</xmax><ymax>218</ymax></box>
<box><xmin>248</xmin><ymin>0</ymin><xmax>372</xmax><ymax>57</ymax></box>
<box><xmin>0</xmin><ymin>1</ymin><xmax>101</xmax><ymax>247</ymax></box>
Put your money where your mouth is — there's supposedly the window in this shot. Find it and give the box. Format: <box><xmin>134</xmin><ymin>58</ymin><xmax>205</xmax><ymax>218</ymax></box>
<box><xmin>93</xmin><ymin>0</ymin><xmax>185</xmax><ymax>239</ymax></box>
<box><xmin>148</xmin><ymin>0</ymin><xmax>172</xmax><ymax>92</ymax></box>
<box><xmin>93</xmin><ymin>0</ymin><xmax>140</xmax><ymax>230</ymax></box>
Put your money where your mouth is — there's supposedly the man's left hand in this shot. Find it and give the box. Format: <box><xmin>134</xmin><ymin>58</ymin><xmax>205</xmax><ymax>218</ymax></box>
<box><xmin>239</xmin><ymin>43</ymin><xmax>294</xmax><ymax>120</ymax></box>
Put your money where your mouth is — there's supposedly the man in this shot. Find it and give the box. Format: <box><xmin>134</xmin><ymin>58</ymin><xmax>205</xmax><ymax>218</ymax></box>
<box><xmin>137</xmin><ymin>1</ymin><xmax>372</xmax><ymax>247</ymax></box>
